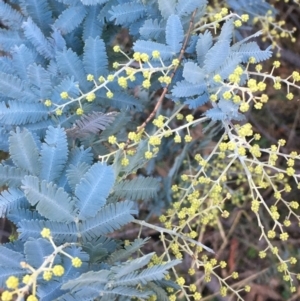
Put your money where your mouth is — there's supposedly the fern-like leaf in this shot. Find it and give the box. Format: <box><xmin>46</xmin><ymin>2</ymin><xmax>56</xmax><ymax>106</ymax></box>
<box><xmin>18</xmin><ymin>220</ymin><xmax>78</xmax><ymax>244</ymax></box>
<box><xmin>81</xmin><ymin>0</ymin><xmax>109</xmax><ymax>5</ymax></box>
<box><xmin>196</xmin><ymin>30</ymin><xmax>213</xmax><ymax>66</ymax></box>
<box><xmin>175</xmin><ymin>0</ymin><xmax>207</xmax><ymax>17</ymax></box>
<box><xmin>37</xmin><ymin>281</ymin><xmax>65</xmax><ymax>301</ymax></box>
<box><xmin>232</xmin><ymin>42</ymin><xmax>272</xmax><ymax>63</ymax></box>
<box><xmin>0</xmin><ymin>165</ymin><xmax>29</xmax><ymax>188</ymax></box>
<box><xmin>0</xmin><ymin>101</ymin><xmax>48</xmax><ymax>125</ymax></box>
<box><xmin>218</xmin><ymin>19</ymin><xmax>234</xmax><ymax>42</ymax></box>
<box><xmin>20</xmin><ymin>0</ymin><xmax>53</xmax><ymax>34</ymax></box>
<box><xmin>184</xmin><ymin>93</ymin><xmax>209</xmax><ymax>109</ymax></box>
<box><xmin>0</xmin><ymin>72</ymin><xmax>26</xmax><ymax>99</ymax></box>
<box><xmin>157</xmin><ymin>0</ymin><xmax>176</xmax><ymax>18</ymax></box>
<box><xmin>0</xmin><ymin>245</ymin><xmax>25</xmax><ymax>268</ymax></box>
<box><xmin>204</xmin><ymin>40</ymin><xmax>231</xmax><ymax>73</ymax></box>
<box><xmin>82</xmin><ymin>6</ymin><xmax>103</xmax><ymax>40</ymax></box>
<box><xmin>0</xmin><ymin>188</ymin><xmax>26</xmax><ymax>218</ymax></box>
<box><xmin>113</xmin><ymin>177</ymin><xmax>159</xmax><ymax>201</ymax></box>
<box><xmin>24</xmin><ymin>238</ymin><xmax>56</xmax><ymax>268</ymax></box>
<box><xmin>0</xmin><ymin>29</ymin><xmax>23</xmax><ymax>52</ymax></box>
<box><xmin>22</xmin><ymin>175</ymin><xmax>75</xmax><ymax>223</ymax></box>
<box><xmin>7</xmin><ymin>207</ymin><xmax>44</xmax><ymax>225</ymax></box>
<box><xmin>139</xmin><ymin>19</ymin><xmax>163</xmax><ymax>40</ymax></box>
<box><xmin>100</xmin><ymin>111</ymin><xmax>131</xmax><ymax>139</ymax></box>
<box><xmin>9</xmin><ymin>127</ymin><xmax>40</xmax><ymax>175</ymax></box>
<box><xmin>146</xmin><ymin>282</ymin><xmax>169</xmax><ymax>301</ymax></box>
<box><xmin>0</xmin><ymin>1</ymin><xmax>24</xmax><ymax>30</ymax></box>
<box><xmin>67</xmin><ymin>111</ymin><xmax>117</xmax><ymax>138</ymax></box>
<box><xmin>109</xmin><ymin>2</ymin><xmax>145</xmax><ymax>25</ymax></box>
<box><xmin>27</xmin><ymin>63</ymin><xmax>52</xmax><ymax>99</ymax></box>
<box><xmin>11</xmin><ymin>45</ymin><xmax>37</xmax><ymax>80</ymax></box>
<box><xmin>112</xmin><ymin>259</ymin><xmax>181</xmax><ymax>286</ymax></box>
<box><xmin>62</xmin><ymin>270</ymin><xmax>111</xmax><ymax>291</ymax></box>
<box><xmin>205</xmin><ymin>107</ymin><xmax>226</xmax><ymax>121</ymax></box>
<box><xmin>83</xmin><ymin>36</ymin><xmax>108</xmax><ymax>78</ymax></box>
<box><xmin>53</xmin><ymin>5</ymin><xmax>87</xmax><ymax>34</ymax></box>
<box><xmin>182</xmin><ymin>62</ymin><xmax>205</xmax><ymax>84</ymax></box>
<box><xmin>84</xmin><ymin>236</ymin><xmax>118</xmax><ymax>263</ymax></box>
<box><xmin>66</xmin><ymin>162</ymin><xmax>91</xmax><ymax>191</ymax></box>
<box><xmin>22</xmin><ymin>18</ymin><xmax>54</xmax><ymax>59</ymax></box>
<box><xmin>112</xmin><ymin>252</ymin><xmax>154</xmax><ymax>278</ymax></box>
<box><xmin>67</xmin><ymin>146</ymin><xmax>94</xmax><ymax>167</ymax></box>
<box><xmin>171</xmin><ymin>80</ymin><xmax>206</xmax><ymax>97</ymax></box>
<box><xmin>75</xmin><ymin>162</ymin><xmax>114</xmax><ymax>219</ymax></box>
<box><xmin>79</xmin><ymin>200</ymin><xmax>137</xmax><ymax>241</ymax></box>
<box><xmin>107</xmin><ymin>238</ymin><xmax>150</xmax><ymax>265</ymax></box>
<box><xmin>103</xmin><ymin>287</ymin><xmax>151</xmax><ymax>299</ymax></box>
<box><xmin>217</xmin><ymin>53</ymin><xmax>243</xmax><ymax>80</ymax></box>
<box><xmin>165</xmin><ymin>15</ymin><xmax>183</xmax><ymax>53</ymax></box>
<box><xmin>56</xmin><ymin>48</ymin><xmax>89</xmax><ymax>91</ymax></box>
<box><xmin>40</xmin><ymin>126</ymin><xmax>68</xmax><ymax>182</ymax></box>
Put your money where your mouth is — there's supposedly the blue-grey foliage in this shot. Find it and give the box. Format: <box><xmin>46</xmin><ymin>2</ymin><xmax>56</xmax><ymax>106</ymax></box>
<box><xmin>0</xmin><ymin>0</ymin><xmax>276</xmax><ymax>299</ymax></box>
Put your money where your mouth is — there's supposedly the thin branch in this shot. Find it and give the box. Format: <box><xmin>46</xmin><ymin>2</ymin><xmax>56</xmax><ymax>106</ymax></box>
<box><xmin>132</xmin><ymin>219</ymin><xmax>215</xmax><ymax>254</ymax></box>
<box><xmin>124</xmin><ymin>9</ymin><xmax>198</xmax><ymax>149</ymax></box>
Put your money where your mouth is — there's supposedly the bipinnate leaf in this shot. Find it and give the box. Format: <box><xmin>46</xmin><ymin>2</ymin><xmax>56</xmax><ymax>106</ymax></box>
<box><xmin>204</xmin><ymin>40</ymin><xmax>230</xmax><ymax>73</ymax></box>
<box><xmin>112</xmin><ymin>259</ymin><xmax>181</xmax><ymax>286</ymax></box>
<box><xmin>9</xmin><ymin>127</ymin><xmax>40</xmax><ymax>176</ymax></box>
<box><xmin>83</xmin><ymin>37</ymin><xmax>108</xmax><ymax>78</ymax></box>
<box><xmin>113</xmin><ymin>177</ymin><xmax>159</xmax><ymax>201</ymax></box>
<box><xmin>22</xmin><ymin>175</ymin><xmax>75</xmax><ymax>223</ymax></box>
<box><xmin>75</xmin><ymin>162</ymin><xmax>115</xmax><ymax>219</ymax></box>
<box><xmin>165</xmin><ymin>14</ymin><xmax>183</xmax><ymax>53</ymax></box>
<box><xmin>40</xmin><ymin>126</ymin><xmax>68</xmax><ymax>182</ymax></box>
<box><xmin>157</xmin><ymin>0</ymin><xmax>176</xmax><ymax>18</ymax></box>
<box><xmin>67</xmin><ymin>112</ymin><xmax>118</xmax><ymax>138</ymax></box>
<box><xmin>79</xmin><ymin>200</ymin><xmax>137</xmax><ymax>241</ymax></box>
<box><xmin>0</xmin><ymin>245</ymin><xmax>25</xmax><ymax>268</ymax></box>
<box><xmin>24</xmin><ymin>238</ymin><xmax>55</xmax><ymax>268</ymax></box>
<box><xmin>183</xmin><ymin>62</ymin><xmax>205</xmax><ymax>84</ymax></box>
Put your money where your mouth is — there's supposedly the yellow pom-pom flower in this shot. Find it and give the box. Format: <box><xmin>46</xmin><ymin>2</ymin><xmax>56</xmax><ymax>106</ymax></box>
<box><xmin>118</xmin><ymin>77</ymin><xmax>127</xmax><ymax>89</ymax></box>
<box><xmin>27</xmin><ymin>295</ymin><xmax>38</xmax><ymax>301</ymax></box>
<box><xmin>6</xmin><ymin>276</ymin><xmax>19</xmax><ymax>289</ymax></box>
<box><xmin>86</xmin><ymin>92</ymin><xmax>96</xmax><ymax>102</ymax></box>
<box><xmin>106</xmin><ymin>91</ymin><xmax>114</xmax><ymax>99</ymax></box>
<box><xmin>56</xmin><ymin>109</ymin><xmax>63</xmax><ymax>116</ymax></box>
<box><xmin>41</xmin><ymin>228</ymin><xmax>51</xmax><ymax>239</ymax></box>
<box><xmin>108</xmin><ymin>135</ymin><xmax>117</xmax><ymax>144</ymax></box>
<box><xmin>44</xmin><ymin>99</ymin><xmax>52</xmax><ymax>107</ymax></box>
<box><xmin>43</xmin><ymin>270</ymin><xmax>53</xmax><ymax>281</ymax></box>
<box><xmin>87</xmin><ymin>74</ymin><xmax>94</xmax><ymax>81</ymax></box>
<box><xmin>60</xmin><ymin>91</ymin><xmax>69</xmax><ymax>99</ymax></box>
<box><xmin>113</xmin><ymin>45</ymin><xmax>120</xmax><ymax>52</ymax></box>
<box><xmin>152</xmin><ymin>50</ymin><xmax>160</xmax><ymax>59</ymax></box>
<box><xmin>52</xmin><ymin>265</ymin><xmax>65</xmax><ymax>277</ymax></box>
<box><xmin>76</xmin><ymin>108</ymin><xmax>84</xmax><ymax>115</ymax></box>
<box><xmin>1</xmin><ymin>291</ymin><xmax>13</xmax><ymax>301</ymax></box>
<box><xmin>72</xmin><ymin>257</ymin><xmax>82</xmax><ymax>268</ymax></box>
<box><xmin>142</xmin><ymin>79</ymin><xmax>151</xmax><ymax>89</ymax></box>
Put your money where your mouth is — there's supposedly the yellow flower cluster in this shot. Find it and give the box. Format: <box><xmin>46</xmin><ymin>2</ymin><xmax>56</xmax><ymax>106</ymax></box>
<box><xmin>237</xmin><ymin>123</ymin><xmax>253</xmax><ymax>137</ymax></box>
<box><xmin>44</xmin><ymin>99</ymin><xmax>52</xmax><ymax>107</ymax></box>
<box><xmin>60</xmin><ymin>91</ymin><xmax>69</xmax><ymax>99</ymax></box>
<box><xmin>153</xmin><ymin>115</ymin><xmax>165</xmax><ymax>128</ymax></box>
<box><xmin>72</xmin><ymin>257</ymin><xmax>83</xmax><ymax>268</ymax></box>
<box><xmin>86</xmin><ymin>92</ymin><xmax>96</xmax><ymax>102</ymax></box>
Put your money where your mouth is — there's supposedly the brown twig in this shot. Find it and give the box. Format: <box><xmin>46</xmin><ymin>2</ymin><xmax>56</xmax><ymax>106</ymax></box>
<box><xmin>124</xmin><ymin>9</ymin><xmax>198</xmax><ymax>150</ymax></box>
